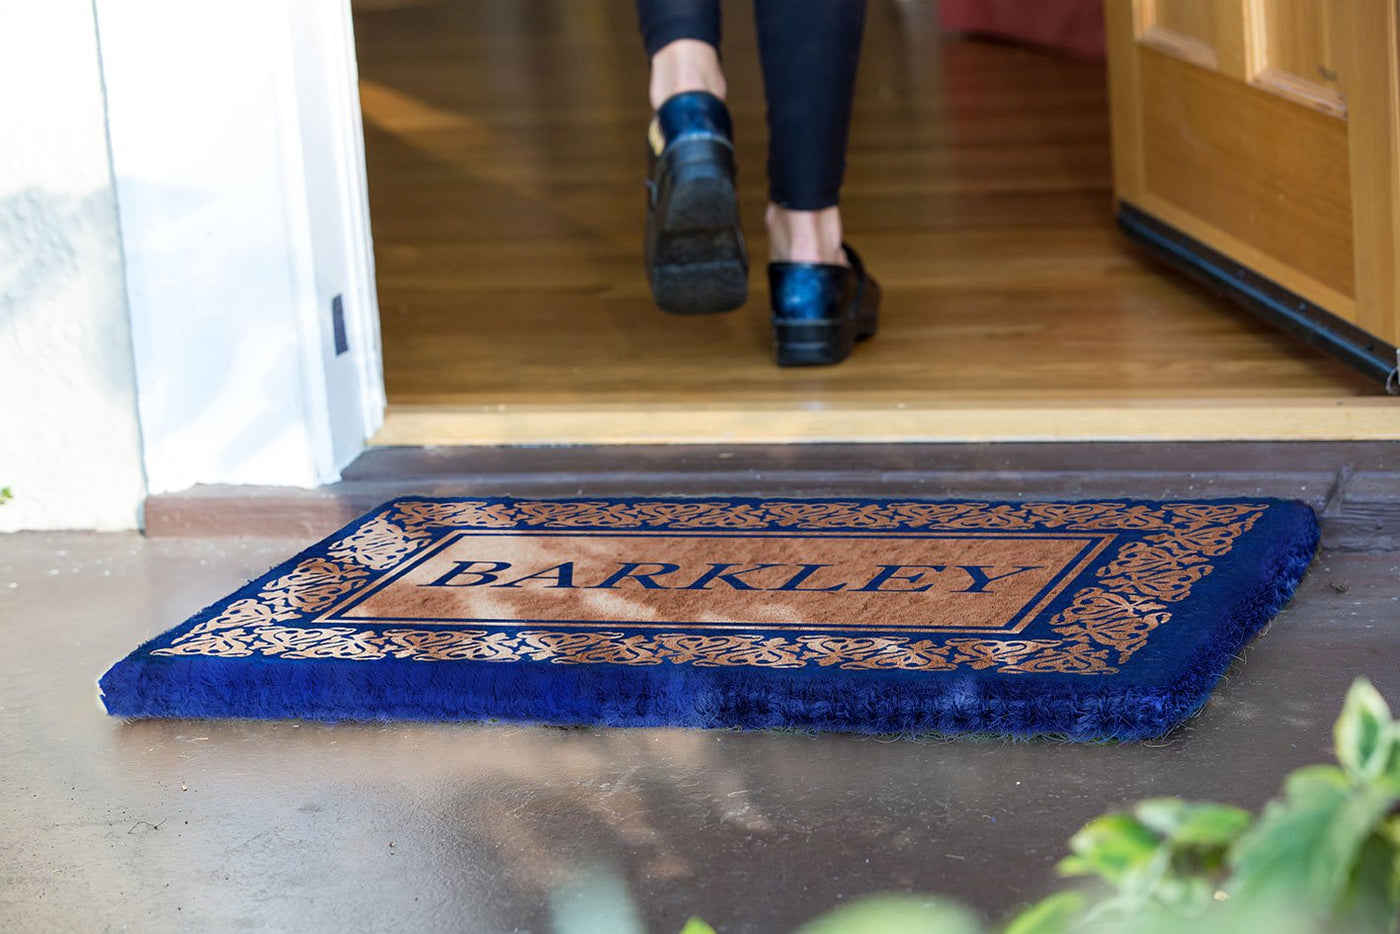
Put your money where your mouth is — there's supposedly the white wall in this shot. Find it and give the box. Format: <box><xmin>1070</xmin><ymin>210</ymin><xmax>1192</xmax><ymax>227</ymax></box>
<box><xmin>94</xmin><ymin>0</ymin><xmax>384</xmax><ymax>496</ymax></box>
<box><xmin>0</xmin><ymin>0</ymin><xmax>148</xmax><ymax>531</ymax></box>
<box><xmin>0</xmin><ymin>0</ymin><xmax>383</xmax><ymax>530</ymax></box>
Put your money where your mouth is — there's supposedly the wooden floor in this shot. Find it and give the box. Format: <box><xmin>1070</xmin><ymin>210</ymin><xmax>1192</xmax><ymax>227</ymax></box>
<box><xmin>353</xmin><ymin>0</ymin><xmax>1393</xmax><ymax>444</ymax></box>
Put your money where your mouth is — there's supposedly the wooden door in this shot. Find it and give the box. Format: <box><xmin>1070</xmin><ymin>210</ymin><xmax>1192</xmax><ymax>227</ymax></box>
<box><xmin>1106</xmin><ymin>0</ymin><xmax>1400</xmax><ymax>387</ymax></box>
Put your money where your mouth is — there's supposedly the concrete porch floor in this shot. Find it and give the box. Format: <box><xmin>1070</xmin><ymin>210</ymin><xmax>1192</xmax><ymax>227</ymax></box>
<box><xmin>2</xmin><ymin>526</ymin><xmax>1398</xmax><ymax>933</ymax></box>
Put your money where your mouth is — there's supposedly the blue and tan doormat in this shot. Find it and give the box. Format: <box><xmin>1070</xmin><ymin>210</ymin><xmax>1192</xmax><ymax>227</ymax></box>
<box><xmin>100</xmin><ymin>496</ymin><xmax>1319</xmax><ymax>740</ymax></box>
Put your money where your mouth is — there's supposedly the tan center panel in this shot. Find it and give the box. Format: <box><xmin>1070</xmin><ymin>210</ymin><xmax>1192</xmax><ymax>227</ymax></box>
<box><xmin>336</xmin><ymin>530</ymin><xmax>1116</xmax><ymax>634</ymax></box>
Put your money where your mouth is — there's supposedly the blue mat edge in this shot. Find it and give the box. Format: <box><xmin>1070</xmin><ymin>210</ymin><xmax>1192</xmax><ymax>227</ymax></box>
<box><xmin>98</xmin><ymin>495</ymin><xmax>1321</xmax><ymax>741</ymax></box>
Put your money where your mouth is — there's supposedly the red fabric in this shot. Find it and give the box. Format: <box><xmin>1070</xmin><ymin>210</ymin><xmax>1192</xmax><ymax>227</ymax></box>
<box><xmin>939</xmin><ymin>0</ymin><xmax>1106</xmax><ymax>59</ymax></box>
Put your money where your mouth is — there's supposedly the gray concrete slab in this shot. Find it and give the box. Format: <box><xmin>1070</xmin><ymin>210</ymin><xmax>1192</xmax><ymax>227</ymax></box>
<box><xmin>1</xmin><ymin>532</ymin><xmax>1397</xmax><ymax>933</ymax></box>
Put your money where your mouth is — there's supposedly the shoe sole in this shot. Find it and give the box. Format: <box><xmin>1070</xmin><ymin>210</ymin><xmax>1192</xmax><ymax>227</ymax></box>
<box><xmin>646</xmin><ymin>138</ymin><xmax>748</xmax><ymax>315</ymax></box>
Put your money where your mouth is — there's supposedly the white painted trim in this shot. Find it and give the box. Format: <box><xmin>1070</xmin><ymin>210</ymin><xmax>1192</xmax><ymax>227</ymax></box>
<box><xmin>313</xmin><ymin>0</ymin><xmax>387</xmax><ymax>444</ymax></box>
<box><xmin>283</xmin><ymin>0</ymin><xmax>385</xmax><ymax>469</ymax></box>
<box><xmin>94</xmin><ymin>0</ymin><xmax>383</xmax><ymax>495</ymax></box>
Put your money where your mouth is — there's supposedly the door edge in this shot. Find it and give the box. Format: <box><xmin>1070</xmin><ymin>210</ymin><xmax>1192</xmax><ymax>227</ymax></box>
<box><xmin>1117</xmin><ymin>201</ymin><xmax>1399</xmax><ymax>391</ymax></box>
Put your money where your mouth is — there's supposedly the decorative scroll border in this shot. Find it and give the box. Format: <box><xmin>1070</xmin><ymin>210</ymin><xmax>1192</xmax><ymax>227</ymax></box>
<box><xmin>152</xmin><ymin>500</ymin><xmax>1268</xmax><ymax>677</ymax></box>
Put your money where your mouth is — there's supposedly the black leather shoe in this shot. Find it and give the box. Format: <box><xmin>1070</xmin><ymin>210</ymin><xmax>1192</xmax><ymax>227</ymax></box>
<box><xmin>768</xmin><ymin>243</ymin><xmax>880</xmax><ymax>366</ymax></box>
<box><xmin>644</xmin><ymin>91</ymin><xmax>748</xmax><ymax>315</ymax></box>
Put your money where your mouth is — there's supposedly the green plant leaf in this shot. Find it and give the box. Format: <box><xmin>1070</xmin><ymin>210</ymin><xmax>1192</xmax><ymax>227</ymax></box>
<box><xmin>1133</xmin><ymin>799</ymin><xmax>1252</xmax><ymax>848</ymax></box>
<box><xmin>1055</xmin><ymin>855</ymin><xmax>1091</xmax><ymax>877</ymax></box>
<box><xmin>1001</xmin><ymin>891</ymin><xmax>1087</xmax><ymax>934</ymax></box>
<box><xmin>1135</xmin><ymin>897</ymin><xmax>1336</xmax><ymax>934</ymax></box>
<box><xmin>1130</xmin><ymin>798</ymin><xmax>1191</xmax><ymax>837</ymax></box>
<box><xmin>793</xmin><ymin>895</ymin><xmax>984</xmax><ymax>934</ymax></box>
<box><xmin>1062</xmin><ymin>814</ymin><xmax>1162</xmax><ymax>887</ymax></box>
<box><xmin>679</xmin><ymin>919</ymin><xmax>718</xmax><ymax>934</ymax></box>
<box><xmin>1229</xmin><ymin>769</ymin><xmax>1343</xmax><ymax>904</ymax></box>
<box><xmin>1381</xmin><ymin>738</ymin><xmax>1400</xmax><ymax>795</ymax></box>
<box><xmin>1336</xmin><ymin>679</ymin><xmax>1395</xmax><ymax>783</ymax></box>
<box><xmin>1154</xmin><ymin>872</ymin><xmax>1218</xmax><ymax>916</ymax></box>
<box><xmin>1316</xmin><ymin>788</ymin><xmax>1400</xmax><ymax>914</ymax></box>
<box><xmin>1229</xmin><ymin>763</ymin><xmax>1397</xmax><ymax>920</ymax></box>
<box><xmin>1335</xmin><ymin>830</ymin><xmax>1400</xmax><ymax>934</ymax></box>
<box><xmin>1287</xmin><ymin>763</ymin><xmax>1353</xmax><ymax>797</ymax></box>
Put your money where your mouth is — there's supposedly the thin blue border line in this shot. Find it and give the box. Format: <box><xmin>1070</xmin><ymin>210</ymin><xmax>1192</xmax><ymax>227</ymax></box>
<box><xmin>318</xmin><ymin>528</ymin><xmax>1115</xmax><ymax>635</ymax></box>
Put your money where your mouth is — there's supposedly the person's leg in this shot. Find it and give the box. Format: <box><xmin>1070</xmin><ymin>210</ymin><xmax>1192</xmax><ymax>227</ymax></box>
<box><xmin>635</xmin><ymin>1</ymin><xmax>748</xmax><ymax>315</ymax></box>
<box><xmin>757</xmin><ymin>0</ymin><xmax>877</xmax><ymax>366</ymax></box>
<box><xmin>754</xmin><ymin>0</ymin><xmax>868</xmax><ymax>264</ymax></box>
<box><xmin>636</xmin><ymin>1</ymin><xmax>726</xmax><ymax>107</ymax></box>
<box><xmin>636</xmin><ymin>0</ymin><xmax>721</xmax><ymax>59</ymax></box>
<box><xmin>635</xmin><ymin>0</ymin><xmax>722</xmax><ymax>107</ymax></box>
<box><xmin>648</xmin><ymin>40</ymin><xmax>726</xmax><ymax>109</ymax></box>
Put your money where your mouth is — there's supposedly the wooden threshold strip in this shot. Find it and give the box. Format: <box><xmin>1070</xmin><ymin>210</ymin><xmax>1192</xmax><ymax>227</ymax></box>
<box><xmin>374</xmin><ymin>399</ymin><xmax>1400</xmax><ymax>446</ymax></box>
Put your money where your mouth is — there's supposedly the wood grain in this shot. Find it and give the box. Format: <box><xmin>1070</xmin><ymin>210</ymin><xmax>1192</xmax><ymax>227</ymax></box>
<box><xmin>353</xmin><ymin>0</ymin><xmax>1385</xmax><ymax>447</ymax></box>
<box><xmin>1140</xmin><ymin>0</ymin><xmax>1218</xmax><ymax>53</ymax></box>
<box><xmin>1110</xmin><ymin>0</ymin><xmax>1400</xmax><ymax>366</ymax></box>
<box><xmin>374</xmin><ymin>399</ymin><xmax>1400</xmax><ymax>445</ymax></box>
<box><xmin>1140</xmin><ymin>49</ymin><xmax>1355</xmax><ymax>298</ymax></box>
<box><xmin>1252</xmin><ymin>0</ymin><xmax>1346</xmax><ymax>113</ymax></box>
<box><xmin>1336</xmin><ymin>1</ymin><xmax>1400</xmax><ymax>342</ymax></box>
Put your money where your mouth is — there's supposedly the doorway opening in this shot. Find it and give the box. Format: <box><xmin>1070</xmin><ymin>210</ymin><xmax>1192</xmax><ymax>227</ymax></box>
<box><xmin>350</xmin><ymin>0</ymin><xmax>1390</xmax><ymax>446</ymax></box>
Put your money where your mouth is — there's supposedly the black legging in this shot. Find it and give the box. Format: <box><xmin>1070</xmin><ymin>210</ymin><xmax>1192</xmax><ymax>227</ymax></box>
<box><xmin>635</xmin><ymin>0</ymin><xmax>868</xmax><ymax>211</ymax></box>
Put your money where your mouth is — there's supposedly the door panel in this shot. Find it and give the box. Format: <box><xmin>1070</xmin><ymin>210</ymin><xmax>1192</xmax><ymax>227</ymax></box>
<box><xmin>1139</xmin><ymin>0</ymin><xmax>1221</xmax><ymax>69</ymax></box>
<box><xmin>1253</xmin><ymin>0</ymin><xmax>1346</xmax><ymax>115</ymax></box>
<box><xmin>1141</xmin><ymin>49</ymin><xmax>1354</xmax><ymax>297</ymax></box>
<box><xmin>1107</xmin><ymin>0</ymin><xmax>1400</xmax><ymax>385</ymax></box>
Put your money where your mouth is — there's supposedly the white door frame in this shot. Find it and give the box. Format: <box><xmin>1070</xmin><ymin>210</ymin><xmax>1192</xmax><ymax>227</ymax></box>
<box><xmin>94</xmin><ymin>0</ymin><xmax>383</xmax><ymax>494</ymax></box>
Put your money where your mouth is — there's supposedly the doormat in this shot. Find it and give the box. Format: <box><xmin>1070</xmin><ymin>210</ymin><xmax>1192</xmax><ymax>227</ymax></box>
<box><xmin>100</xmin><ymin>496</ymin><xmax>1318</xmax><ymax>740</ymax></box>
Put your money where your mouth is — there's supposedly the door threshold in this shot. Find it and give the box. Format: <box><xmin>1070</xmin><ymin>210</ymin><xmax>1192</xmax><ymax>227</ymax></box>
<box><xmin>144</xmin><ymin>440</ymin><xmax>1400</xmax><ymax>547</ymax></box>
<box><xmin>374</xmin><ymin>398</ymin><xmax>1399</xmax><ymax>446</ymax></box>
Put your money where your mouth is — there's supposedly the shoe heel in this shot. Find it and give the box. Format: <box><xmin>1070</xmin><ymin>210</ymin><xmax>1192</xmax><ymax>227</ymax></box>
<box><xmin>772</xmin><ymin>318</ymin><xmax>856</xmax><ymax>367</ymax></box>
<box><xmin>656</xmin><ymin>138</ymin><xmax>738</xmax><ymax>232</ymax></box>
<box><xmin>769</xmin><ymin>244</ymin><xmax>881</xmax><ymax>366</ymax></box>
<box><xmin>648</xmin><ymin>136</ymin><xmax>748</xmax><ymax>315</ymax></box>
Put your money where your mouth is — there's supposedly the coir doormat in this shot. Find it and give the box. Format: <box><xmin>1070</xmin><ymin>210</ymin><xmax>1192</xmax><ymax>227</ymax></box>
<box><xmin>100</xmin><ymin>496</ymin><xmax>1318</xmax><ymax>739</ymax></box>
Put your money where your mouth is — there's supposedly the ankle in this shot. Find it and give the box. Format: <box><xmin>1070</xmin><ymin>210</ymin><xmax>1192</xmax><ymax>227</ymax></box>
<box><xmin>649</xmin><ymin>40</ymin><xmax>727</xmax><ymax>110</ymax></box>
<box><xmin>765</xmin><ymin>204</ymin><xmax>846</xmax><ymax>265</ymax></box>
